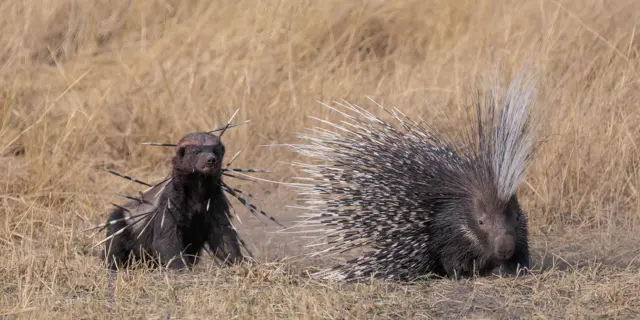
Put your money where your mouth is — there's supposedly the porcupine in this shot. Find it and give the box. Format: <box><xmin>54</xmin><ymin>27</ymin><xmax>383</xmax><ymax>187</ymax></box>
<box><xmin>88</xmin><ymin>114</ymin><xmax>285</xmax><ymax>271</ymax></box>
<box><xmin>284</xmin><ymin>70</ymin><xmax>539</xmax><ymax>282</ymax></box>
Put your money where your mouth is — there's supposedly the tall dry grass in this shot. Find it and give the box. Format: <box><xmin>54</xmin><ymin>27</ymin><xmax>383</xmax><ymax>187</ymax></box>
<box><xmin>0</xmin><ymin>0</ymin><xmax>639</xmax><ymax>318</ymax></box>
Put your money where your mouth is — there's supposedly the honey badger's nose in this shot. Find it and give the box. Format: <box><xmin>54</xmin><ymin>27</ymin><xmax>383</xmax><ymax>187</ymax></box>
<box><xmin>206</xmin><ymin>155</ymin><xmax>217</xmax><ymax>166</ymax></box>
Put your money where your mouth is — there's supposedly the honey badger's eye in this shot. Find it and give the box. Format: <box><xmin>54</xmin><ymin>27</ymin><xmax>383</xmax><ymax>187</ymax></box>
<box><xmin>216</xmin><ymin>145</ymin><xmax>225</xmax><ymax>156</ymax></box>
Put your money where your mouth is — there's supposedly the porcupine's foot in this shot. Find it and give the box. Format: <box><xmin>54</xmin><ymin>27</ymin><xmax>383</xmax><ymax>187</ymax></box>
<box><xmin>497</xmin><ymin>251</ymin><xmax>531</xmax><ymax>277</ymax></box>
<box><xmin>443</xmin><ymin>257</ymin><xmax>504</xmax><ymax>280</ymax></box>
<box><xmin>497</xmin><ymin>262</ymin><xmax>531</xmax><ymax>277</ymax></box>
<box><xmin>442</xmin><ymin>260</ymin><xmax>476</xmax><ymax>280</ymax></box>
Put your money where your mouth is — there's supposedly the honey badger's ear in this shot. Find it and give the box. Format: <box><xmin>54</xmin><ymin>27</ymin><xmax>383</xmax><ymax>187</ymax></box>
<box><xmin>176</xmin><ymin>146</ymin><xmax>186</xmax><ymax>158</ymax></box>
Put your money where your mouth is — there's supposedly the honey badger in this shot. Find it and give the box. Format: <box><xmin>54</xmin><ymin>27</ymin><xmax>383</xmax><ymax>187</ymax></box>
<box><xmin>101</xmin><ymin>132</ymin><xmax>253</xmax><ymax>270</ymax></box>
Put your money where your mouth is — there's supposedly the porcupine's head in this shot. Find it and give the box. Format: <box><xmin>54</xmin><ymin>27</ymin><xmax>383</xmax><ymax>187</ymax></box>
<box><xmin>459</xmin><ymin>186</ymin><xmax>524</xmax><ymax>264</ymax></box>
<box><xmin>447</xmin><ymin>70</ymin><xmax>535</xmax><ymax>266</ymax></box>
<box><xmin>171</xmin><ymin>132</ymin><xmax>226</xmax><ymax>177</ymax></box>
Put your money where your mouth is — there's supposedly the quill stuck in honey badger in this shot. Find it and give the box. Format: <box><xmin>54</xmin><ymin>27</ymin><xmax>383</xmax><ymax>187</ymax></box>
<box><xmin>90</xmin><ymin>118</ymin><xmax>284</xmax><ymax>271</ymax></box>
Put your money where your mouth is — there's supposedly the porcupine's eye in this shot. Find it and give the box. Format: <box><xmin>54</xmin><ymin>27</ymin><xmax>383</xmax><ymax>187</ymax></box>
<box><xmin>177</xmin><ymin>147</ymin><xmax>186</xmax><ymax>158</ymax></box>
<box><xmin>477</xmin><ymin>219</ymin><xmax>484</xmax><ymax>225</ymax></box>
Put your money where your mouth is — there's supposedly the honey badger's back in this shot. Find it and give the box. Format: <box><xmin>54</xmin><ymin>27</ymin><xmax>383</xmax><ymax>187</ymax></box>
<box><xmin>103</xmin><ymin>131</ymin><xmax>245</xmax><ymax>270</ymax></box>
<box><xmin>286</xmin><ymin>69</ymin><xmax>538</xmax><ymax>281</ymax></box>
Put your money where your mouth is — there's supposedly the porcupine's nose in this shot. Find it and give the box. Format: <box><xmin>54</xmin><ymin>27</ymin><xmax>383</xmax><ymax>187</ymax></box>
<box><xmin>494</xmin><ymin>234</ymin><xmax>515</xmax><ymax>260</ymax></box>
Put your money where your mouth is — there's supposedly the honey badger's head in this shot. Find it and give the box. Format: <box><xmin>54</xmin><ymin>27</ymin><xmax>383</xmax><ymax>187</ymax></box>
<box><xmin>172</xmin><ymin>132</ymin><xmax>225</xmax><ymax>176</ymax></box>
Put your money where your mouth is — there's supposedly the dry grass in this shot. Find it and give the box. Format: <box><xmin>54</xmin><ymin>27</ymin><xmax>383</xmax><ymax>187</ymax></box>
<box><xmin>0</xmin><ymin>0</ymin><xmax>639</xmax><ymax>318</ymax></box>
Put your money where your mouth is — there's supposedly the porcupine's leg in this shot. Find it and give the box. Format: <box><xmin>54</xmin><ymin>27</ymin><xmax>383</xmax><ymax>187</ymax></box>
<box><xmin>443</xmin><ymin>253</ymin><xmax>496</xmax><ymax>279</ymax></box>
<box><xmin>441</xmin><ymin>257</ymin><xmax>468</xmax><ymax>280</ymax></box>
<box><xmin>499</xmin><ymin>239</ymin><xmax>530</xmax><ymax>276</ymax></box>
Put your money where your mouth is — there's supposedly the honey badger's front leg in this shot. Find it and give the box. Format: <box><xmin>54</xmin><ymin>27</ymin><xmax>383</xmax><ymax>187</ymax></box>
<box><xmin>152</xmin><ymin>223</ymin><xmax>193</xmax><ymax>269</ymax></box>
<box><xmin>207</xmin><ymin>221</ymin><xmax>244</xmax><ymax>265</ymax></box>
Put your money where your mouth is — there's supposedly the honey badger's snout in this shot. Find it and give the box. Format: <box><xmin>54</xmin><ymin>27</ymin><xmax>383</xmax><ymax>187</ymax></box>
<box><xmin>196</xmin><ymin>152</ymin><xmax>220</xmax><ymax>174</ymax></box>
<box><xmin>205</xmin><ymin>154</ymin><xmax>217</xmax><ymax>167</ymax></box>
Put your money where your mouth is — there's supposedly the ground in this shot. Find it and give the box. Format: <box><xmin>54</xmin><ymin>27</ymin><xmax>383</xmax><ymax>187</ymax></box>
<box><xmin>1</xmin><ymin>0</ymin><xmax>640</xmax><ymax>319</ymax></box>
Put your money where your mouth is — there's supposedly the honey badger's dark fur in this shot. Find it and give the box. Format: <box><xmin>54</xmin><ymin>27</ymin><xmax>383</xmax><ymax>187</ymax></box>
<box><xmin>103</xmin><ymin>132</ymin><xmax>246</xmax><ymax>270</ymax></box>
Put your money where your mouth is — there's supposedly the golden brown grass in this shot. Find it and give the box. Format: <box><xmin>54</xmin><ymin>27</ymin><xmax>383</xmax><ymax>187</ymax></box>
<box><xmin>1</xmin><ymin>0</ymin><xmax>639</xmax><ymax>318</ymax></box>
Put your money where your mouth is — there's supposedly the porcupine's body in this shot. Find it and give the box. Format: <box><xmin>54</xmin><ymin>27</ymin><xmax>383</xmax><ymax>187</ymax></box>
<box><xmin>103</xmin><ymin>132</ymin><xmax>245</xmax><ymax>270</ymax></box>
<box><xmin>287</xmin><ymin>70</ymin><xmax>538</xmax><ymax>281</ymax></box>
